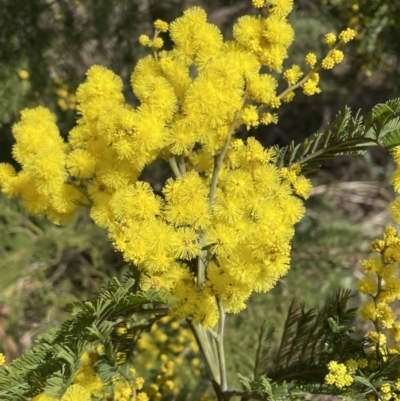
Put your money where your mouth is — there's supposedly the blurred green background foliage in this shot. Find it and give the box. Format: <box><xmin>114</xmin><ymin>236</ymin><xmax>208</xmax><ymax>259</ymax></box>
<box><xmin>0</xmin><ymin>0</ymin><xmax>399</xmax><ymax>397</ymax></box>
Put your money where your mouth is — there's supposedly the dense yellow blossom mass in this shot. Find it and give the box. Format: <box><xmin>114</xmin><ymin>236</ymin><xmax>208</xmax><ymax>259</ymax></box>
<box><xmin>348</xmin><ymin>146</ymin><xmax>400</xmax><ymax>401</ymax></box>
<box><xmin>325</xmin><ymin>361</ymin><xmax>353</xmax><ymax>389</ymax></box>
<box><xmin>0</xmin><ymin>2</ymin><xmax>355</xmax><ymax>328</ymax></box>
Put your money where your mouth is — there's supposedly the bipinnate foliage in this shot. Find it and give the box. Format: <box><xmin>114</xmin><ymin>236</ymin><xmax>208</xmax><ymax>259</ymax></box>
<box><xmin>270</xmin><ymin>289</ymin><xmax>362</xmax><ymax>383</ymax></box>
<box><xmin>275</xmin><ymin>97</ymin><xmax>400</xmax><ymax>173</ymax></box>
<box><xmin>238</xmin><ymin>289</ymin><xmax>400</xmax><ymax>400</ymax></box>
<box><xmin>0</xmin><ymin>277</ymin><xmax>170</xmax><ymax>400</ymax></box>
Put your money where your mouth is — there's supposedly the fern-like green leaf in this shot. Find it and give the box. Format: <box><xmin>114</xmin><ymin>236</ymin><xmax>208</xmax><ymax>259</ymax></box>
<box><xmin>275</xmin><ymin>98</ymin><xmax>400</xmax><ymax>172</ymax></box>
<box><xmin>268</xmin><ymin>289</ymin><xmax>364</xmax><ymax>386</ymax></box>
<box><xmin>0</xmin><ymin>276</ymin><xmax>170</xmax><ymax>400</ymax></box>
<box><xmin>254</xmin><ymin>320</ymin><xmax>275</xmax><ymax>379</ymax></box>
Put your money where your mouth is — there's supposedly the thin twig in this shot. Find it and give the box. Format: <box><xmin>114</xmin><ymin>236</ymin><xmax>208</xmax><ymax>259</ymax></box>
<box><xmin>178</xmin><ymin>155</ymin><xmax>186</xmax><ymax>176</ymax></box>
<box><xmin>208</xmin><ymin>108</ymin><xmax>242</xmax><ymax>207</ymax></box>
<box><xmin>169</xmin><ymin>156</ymin><xmax>182</xmax><ymax>178</ymax></box>
<box><xmin>216</xmin><ymin>297</ymin><xmax>227</xmax><ymax>392</ymax></box>
<box><xmin>187</xmin><ymin>319</ymin><xmax>221</xmax><ymax>388</ymax></box>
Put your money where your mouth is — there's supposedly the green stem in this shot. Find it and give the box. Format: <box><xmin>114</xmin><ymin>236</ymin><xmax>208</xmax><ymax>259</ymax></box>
<box><xmin>198</xmin><ymin>93</ymin><xmax>247</xmax><ymax>287</ymax></box>
<box><xmin>169</xmin><ymin>156</ymin><xmax>182</xmax><ymax>178</ymax></box>
<box><xmin>216</xmin><ymin>297</ymin><xmax>227</xmax><ymax>392</ymax></box>
<box><xmin>258</xmin><ymin>46</ymin><xmax>340</xmax><ymax>116</ymax></box>
<box><xmin>152</xmin><ymin>29</ymin><xmax>160</xmax><ymax>61</ymax></box>
<box><xmin>373</xmin><ymin>269</ymin><xmax>383</xmax><ymax>359</ymax></box>
<box><xmin>208</xmin><ymin>109</ymin><xmax>241</xmax><ymax>207</ymax></box>
<box><xmin>198</xmin><ymin>106</ymin><xmax>243</xmax><ymax>286</ymax></box>
<box><xmin>187</xmin><ymin>319</ymin><xmax>221</xmax><ymax>388</ymax></box>
<box><xmin>178</xmin><ymin>155</ymin><xmax>186</xmax><ymax>176</ymax></box>
<box><xmin>70</xmin><ymin>182</ymin><xmax>92</xmax><ymax>206</ymax></box>
<box><xmin>25</xmin><ymin>219</ymin><xmax>44</xmax><ymax>237</ymax></box>
<box><xmin>197</xmin><ymin>231</ymin><xmax>207</xmax><ymax>286</ymax></box>
<box><xmin>296</xmin><ymin>137</ymin><xmax>379</xmax><ymax>166</ymax></box>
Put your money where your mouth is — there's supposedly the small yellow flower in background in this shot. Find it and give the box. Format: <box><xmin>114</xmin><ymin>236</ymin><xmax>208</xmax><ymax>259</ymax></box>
<box><xmin>137</xmin><ymin>392</ymin><xmax>149</xmax><ymax>401</ymax></box>
<box><xmin>339</xmin><ymin>28</ymin><xmax>357</xmax><ymax>43</ymax></box>
<box><xmin>0</xmin><ymin>163</ymin><xmax>16</xmax><ymax>187</ymax></box>
<box><xmin>389</xmin><ymin>322</ymin><xmax>400</xmax><ymax>342</ymax></box>
<box><xmin>324</xmin><ymin>33</ymin><xmax>337</xmax><ymax>46</ymax></box>
<box><xmin>147</xmin><ymin>383</ymin><xmax>159</xmax><ymax>396</ymax></box>
<box><xmin>283</xmin><ymin>64</ymin><xmax>303</xmax><ymax>85</ymax></box>
<box><xmin>0</xmin><ymin>352</ymin><xmax>5</xmax><ymax>366</ymax></box>
<box><xmin>17</xmin><ymin>69</ymin><xmax>29</xmax><ymax>79</ymax></box>
<box><xmin>170</xmin><ymin>321</ymin><xmax>180</xmax><ymax>330</ymax></box>
<box><xmin>240</xmin><ymin>105</ymin><xmax>259</xmax><ymax>130</ymax></box>
<box><xmin>192</xmin><ymin>358</ymin><xmax>200</xmax><ymax>367</ymax></box>
<box><xmin>370</xmin><ymin>239</ymin><xmax>385</xmax><ymax>252</ymax></box>
<box><xmin>357</xmin><ymin>358</ymin><xmax>368</xmax><ymax>368</ymax></box>
<box><xmin>302</xmin><ymin>73</ymin><xmax>321</xmax><ymax>96</ymax></box>
<box><xmin>305</xmin><ymin>52</ymin><xmax>317</xmax><ymax>67</ymax></box>
<box><xmin>164</xmin><ymin>380</ymin><xmax>174</xmax><ymax>390</ymax></box>
<box><xmin>135</xmin><ymin>376</ymin><xmax>145</xmax><ymax>390</ymax></box>
<box><xmin>56</xmin><ymin>88</ymin><xmax>68</xmax><ymax>98</ymax></box>
<box><xmin>293</xmin><ymin>175</ymin><xmax>312</xmax><ymax>199</ymax></box>
<box><xmin>356</xmin><ymin>276</ymin><xmax>377</xmax><ymax>296</ymax></box>
<box><xmin>260</xmin><ymin>112</ymin><xmax>278</xmax><ymax>126</ymax></box>
<box><xmin>380</xmin><ymin>383</ymin><xmax>391</xmax><ymax>394</ymax></box>
<box><xmin>154</xmin><ymin>19</ymin><xmax>169</xmax><ymax>32</ymax></box>
<box><xmin>321</xmin><ymin>56</ymin><xmax>335</xmax><ymax>70</ymax></box>
<box><xmin>139</xmin><ymin>34</ymin><xmax>152</xmax><ymax>46</ymax></box>
<box><xmin>57</xmin><ymin>98</ymin><xmax>68</xmax><ymax>111</ymax></box>
<box><xmin>152</xmin><ymin>37</ymin><xmax>164</xmax><ymax>49</ymax></box>
<box><xmin>345</xmin><ymin>358</ymin><xmax>358</xmax><ymax>372</ymax></box>
<box><xmin>367</xmin><ymin>330</ymin><xmax>387</xmax><ymax>345</ymax></box>
<box><xmin>282</xmin><ymin>91</ymin><xmax>295</xmax><ymax>103</ymax></box>
<box><xmin>325</xmin><ymin>360</ymin><xmax>353</xmax><ymax>388</ymax></box>
<box><xmin>331</xmin><ymin>49</ymin><xmax>344</xmax><ymax>64</ymax></box>
<box><xmin>252</xmin><ymin>0</ymin><xmax>265</xmax><ymax>7</ymax></box>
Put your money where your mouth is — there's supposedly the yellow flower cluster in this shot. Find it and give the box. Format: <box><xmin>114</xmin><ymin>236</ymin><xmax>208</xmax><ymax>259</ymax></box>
<box><xmin>304</xmin><ymin>53</ymin><xmax>317</xmax><ymax>68</ymax></box>
<box><xmin>302</xmin><ymin>73</ymin><xmax>321</xmax><ymax>96</ymax></box>
<box><xmin>324</xmin><ymin>33</ymin><xmax>337</xmax><ymax>47</ymax></box>
<box><xmin>366</xmin><ymin>381</ymin><xmax>400</xmax><ymax>401</ymax></box>
<box><xmin>320</xmin><ymin>29</ymin><xmax>356</xmax><ymax>71</ymax></box>
<box><xmin>355</xmin><ymin>146</ymin><xmax>400</xmax><ymax>374</ymax></box>
<box><xmin>30</xmin><ymin>349</ymin><xmax>152</xmax><ymax>401</ymax></box>
<box><xmin>111</xmin><ymin>367</ymin><xmax>148</xmax><ymax>401</ymax></box>
<box><xmin>233</xmin><ymin>2</ymin><xmax>293</xmax><ymax>73</ymax></box>
<box><xmin>283</xmin><ymin>64</ymin><xmax>303</xmax><ymax>85</ymax></box>
<box><xmin>72</xmin><ymin>351</ymin><xmax>104</xmax><ymax>398</ymax></box>
<box><xmin>358</xmin><ymin>225</ymin><xmax>400</xmax><ymax>330</ymax></box>
<box><xmin>324</xmin><ymin>360</ymin><xmax>353</xmax><ymax>388</ymax></box>
<box><xmin>135</xmin><ymin>316</ymin><xmax>199</xmax><ymax>387</ymax></box>
<box><xmin>0</xmin><ymin>3</ymin><xmax>355</xmax><ymax>326</ymax></box>
<box><xmin>54</xmin><ymin>78</ymin><xmax>77</xmax><ymax>111</ymax></box>
<box><xmin>31</xmin><ymin>384</ymin><xmax>91</xmax><ymax>401</ymax></box>
<box><xmin>0</xmin><ymin>353</ymin><xmax>5</xmax><ymax>366</ymax></box>
<box><xmin>18</xmin><ymin>69</ymin><xmax>29</xmax><ymax>79</ymax></box>
<box><xmin>0</xmin><ymin>107</ymin><xmax>84</xmax><ymax>225</ymax></box>
<box><xmin>339</xmin><ymin>28</ymin><xmax>357</xmax><ymax>43</ymax></box>
<box><xmin>357</xmin><ymin>225</ymin><xmax>400</xmax><ymax>359</ymax></box>
<box><xmin>344</xmin><ymin>358</ymin><xmax>358</xmax><ymax>372</ymax></box>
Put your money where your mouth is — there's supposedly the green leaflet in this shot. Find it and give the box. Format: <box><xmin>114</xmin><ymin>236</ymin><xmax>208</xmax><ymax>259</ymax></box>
<box><xmin>0</xmin><ymin>277</ymin><xmax>170</xmax><ymax>400</ymax></box>
<box><xmin>275</xmin><ymin>98</ymin><xmax>400</xmax><ymax>172</ymax></box>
